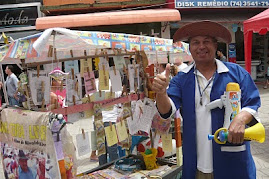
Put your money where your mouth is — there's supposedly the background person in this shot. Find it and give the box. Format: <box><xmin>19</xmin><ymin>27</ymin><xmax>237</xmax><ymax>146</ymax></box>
<box><xmin>0</xmin><ymin>65</ymin><xmax>20</xmax><ymax>106</ymax></box>
<box><xmin>152</xmin><ymin>21</ymin><xmax>261</xmax><ymax>179</ymax></box>
<box><xmin>217</xmin><ymin>49</ymin><xmax>227</xmax><ymax>62</ymax></box>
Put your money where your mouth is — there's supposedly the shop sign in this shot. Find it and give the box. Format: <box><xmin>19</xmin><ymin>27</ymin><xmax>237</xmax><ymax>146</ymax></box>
<box><xmin>0</xmin><ymin>3</ymin><xmax>41</xmax><ymax>32</ymax></box>
<box><xmin>175</xmin><ymin>0</ymin><xmax>269</xmax><ymax>8</ymax></box>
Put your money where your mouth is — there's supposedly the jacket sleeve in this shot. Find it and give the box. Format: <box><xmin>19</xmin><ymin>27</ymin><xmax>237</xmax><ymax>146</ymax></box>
<box><xmin>239</xmin><ymin>72</ymin><xmax>261</xmax><ymax>112</ymax></box>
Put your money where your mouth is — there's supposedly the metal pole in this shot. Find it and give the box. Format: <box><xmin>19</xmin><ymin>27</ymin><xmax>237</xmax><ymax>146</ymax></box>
<box><xmin>0</xmin><ymin>64</ymin><xmax>8</xmax><ymax>105</ymax></box>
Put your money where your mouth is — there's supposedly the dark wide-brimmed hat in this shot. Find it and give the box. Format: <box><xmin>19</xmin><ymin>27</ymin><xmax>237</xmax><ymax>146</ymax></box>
<box><xmin>18</xmin><ymin>150</ymin><xmax>27</xmax><ymax>159</ymax></box>
<box><xmin>173</xmin><ymin>21</ymin><xmax>232</xmax><ymax>44</ymax></box>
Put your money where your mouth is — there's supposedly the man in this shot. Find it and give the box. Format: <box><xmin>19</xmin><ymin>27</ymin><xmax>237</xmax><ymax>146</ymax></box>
<box><xmin>217</xmin><ymin>50</ymin><xmax>227</xmax><ymax>62</ymax></box>
<box><xmin>18</xmin><ymin>150</ymin><xmax>35</xmax><ymax>179</ymax></box>
<box><xmin>0</xmin><ymin>65</ymin><xmax>20</xmax><ymax>106</ymax></box>
<box><xmin>152</xmin><ymin>21</ymin><xmax>260</xmax><ymax>179</ymax></box>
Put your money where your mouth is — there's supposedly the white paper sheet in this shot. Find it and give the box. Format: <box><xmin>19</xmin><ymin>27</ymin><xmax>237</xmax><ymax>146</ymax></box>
<box><xmin>108</xmin><ymin>68</ymin><xmax>122</xmax><ymax>92</ymax></box>
<box><xmin>28</xmin><ymin>71</ymin><xmax>50</xmax><ymax>105</ymax></box>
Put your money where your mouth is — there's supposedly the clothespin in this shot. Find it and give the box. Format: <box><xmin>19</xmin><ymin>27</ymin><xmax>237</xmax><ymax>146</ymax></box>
<box><xmin>117</xmin><ymin>48</ymin><xmax>122</xmax><ymax>54</ymax></box>
<box><xmin>120</xmin><ymin>117</ymin><xmax>123</xmax><ymax>126</ymax></box>
<box><xmin>71</xmin><ymin>68</ymin><xmax>75</xmax><ymax>80</ymax></box>
<box><xmin>75</xmin><ymin>81</ymin><xmax>78</xmax><ymax>93</ymax></box>
<box><xmin>99</xmin><ymin>90</ymin><xmax>102</xmax><ymax>97</ymax></box>
<box><xmin>109</xmin><ymin>121</ymin><xmax>113</xmax><ymax>131</ymax></box>
<box><xmin>112</xmin><ymin>48</ymin><xmax>117</xmax><ymax>55</ymax></box>
<box><xmin>48</xmin><ymin>45</ymin><xmax>53</xmax><ymax>57</ymax></box>
<box><xmin>87</xmin><ymin>95</ymin><xmax>91</xmax><ymax>103</ymax></box>
<box><xmin>110</xmin><ymin>87</ymin><xmax>113</xmax><ymax>97</ymax></box>
<box><xmin>95</xmin><ymin>48</ymin><xmax>98</xmax><ymax>56</ymax></box>
<box><xmin>113</xmin><ymin>66</ymin><xmax>116</xmax><ymax>75</ymax></box>
<box><xmin>87</xmin><ymin>66</ymin><xmax>91</xmax><ymax>78</ymax></box>
<box><xmin>84</xmin><ymin>50</ymin><xmax>87</xmax><ymax>58</ymax></box>
<box><xmin>41</xmin><ymin>81</ymin><xmax>45</xmax><ymax>110</ymax></box>
<box><xmin>73</xmin><ymin>95</ymin><xmax>76</xmax><ymax>105</ymax></box>
<box><xmin>103</xmin><ymin>65</ymin><xmax>107</xmax><ymax>86</ymax></box>
<box><xmin>54</xmin><ymin>48</ymin><xmax>57</xmax><ymax>61</ymax></box>
<box><xmin>81</xmin><ymin>128</ymin><xmax>85</xmax><ymax>139</ymax></box>
<box><xmin>37</xmin><ymin>65</ymin><xmax>40</xmax><ymax>78</ymax></box>
<box><xmin>70</xmin><ymin>50</ymin><xmax>74</xmax><ymax>57</ymax></box>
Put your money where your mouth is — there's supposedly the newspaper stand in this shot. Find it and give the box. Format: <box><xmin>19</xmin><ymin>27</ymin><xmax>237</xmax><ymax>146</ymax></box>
<box><xmin>0</xmin><ymin>28</ymin><xmax>189</xmax><ymax>178</ymax></box>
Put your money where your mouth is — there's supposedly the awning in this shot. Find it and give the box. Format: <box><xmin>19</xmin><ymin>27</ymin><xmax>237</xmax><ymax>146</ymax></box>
<box><xmin>243</xmin><ymin>9</ymin><xmax>269</xmax><ymax>73</ymax></box>
<box><xmin>36</xmin><ymin>9</ymin><xmax>181</xmax><ymax>30</ymax></box>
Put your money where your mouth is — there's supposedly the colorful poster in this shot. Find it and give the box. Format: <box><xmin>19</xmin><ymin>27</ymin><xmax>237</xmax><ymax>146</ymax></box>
<box><xmin>0</xmin><ymin>108</ymin><xmax>60</xmax><ymax>179</ymax></box>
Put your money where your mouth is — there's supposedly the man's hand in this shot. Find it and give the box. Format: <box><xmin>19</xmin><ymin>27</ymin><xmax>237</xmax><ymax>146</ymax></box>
<box><xmin>14</xmin><ymin>94</ymin><xmax>19</xmax><ymax>100</ymax></box>
<box><xmin>152</xmin><ymin>64</ymin><xmax>171</xmax><ymax>95</ymax></box>
<box><xmin>228</xmin><ymin>111</ymin><xmax>253</xmax><ymax>144</ymax></box>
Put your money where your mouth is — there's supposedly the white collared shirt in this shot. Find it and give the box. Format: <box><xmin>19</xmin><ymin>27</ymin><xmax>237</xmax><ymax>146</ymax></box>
<box><xmin>168</xmin><ymin>59</ymin><xmax>260</xmax><ymax>173</ymax></box>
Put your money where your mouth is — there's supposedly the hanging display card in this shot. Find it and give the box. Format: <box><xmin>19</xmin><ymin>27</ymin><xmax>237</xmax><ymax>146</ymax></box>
<box><xmin>161</xmin><ymin>133</ymin><xmax>172</xmax><ymax>152</ymax></box>
<box><xmin>28</xmin><ymin>71</ymin><xmax>50</xmax><ymax>105</ymax></box>
<box><xmin>127</xmin><ymin>98</ymin><xmax>155</xmax><ymax>135</ymax></box>
<box><xmin>113</xmin><ymin>56</ymin><xmax>126</xmax><ymax>70</ymax></box>
<box><xmin>108</xmin><ymin>68</ymin><xmax>122</xmax><ymax>92</ymax></box>
<box><xmin>128</xmin><ymin>64</ymin><xmax>140</xmax><ymax>93</ymax></box>
<box><xmin>116</xmin><ymin>122</ymin><xmax>128</xmax><ymax>142</ymax></box>
<box><xmin>80</xmin><ymin>58</ymin><xmax>92</xmax><ymax>76</ymax></box>
<box><xmin>98</xmin><ymin>70</ymin><xmax>109</xmax><ymax>90</ymax></box>
<box><xmin>104</xmin><ymin>125</ymin><xmax>118</xmax><ymax>147</ymax></box>
<box><xmin>76</xmin><ymin>132</ymin><xmax>91</xmax><ymax>157</ymax></box>
<box><xmin>64</xmin><ymin>60</ymin><xmax>79</xmax><ymax>74</ymax></box>
<box><xmin>83</xmin><ymin>72</ymin><xmax>96</xmax><ymax>95</ymax></box>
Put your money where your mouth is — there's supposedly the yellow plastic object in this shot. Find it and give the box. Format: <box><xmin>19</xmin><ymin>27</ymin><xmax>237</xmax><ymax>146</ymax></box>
<box><xmin>226</xmin><ymin>82</ymin><xmax>240</xmax><ymax>92</ymax></box>
<box><xmin>244</xmin><ymin>123</ymin><xmax>265</xmax><ymax>143</ymax></box>
<box><xmin>141</xmin><ymin>148</ymin><xmax>158</xmax><ymax>170</ymax></box>
<box><xmin>212</xmin><ymin>123</ymin><xmax>265</xmax><ymax>144</ymax></box>
<box><xmin>213</xmin><ymin>128</ymin><xmax>228</xmax><ymax>144</ymax></box>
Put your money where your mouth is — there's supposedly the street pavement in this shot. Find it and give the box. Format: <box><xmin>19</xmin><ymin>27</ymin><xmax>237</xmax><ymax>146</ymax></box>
<box><xmin>252</xmin><ymin>84</ymin><xmax>269</xmax><ymax>179</ymax></box>
<box><xmin>0</xmin><ymin>83</ymin><xmax>268</xmax><ymax>178</ymax></box>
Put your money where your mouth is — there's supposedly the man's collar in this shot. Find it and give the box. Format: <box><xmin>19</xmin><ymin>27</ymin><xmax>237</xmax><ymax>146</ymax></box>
<box><xmin>181</xmin><ymin>59</ymin><xmax>229</xmax><ymax>74</ymax></box>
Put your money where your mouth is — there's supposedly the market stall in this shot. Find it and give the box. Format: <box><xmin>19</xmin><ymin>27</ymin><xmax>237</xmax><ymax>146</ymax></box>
<box><xmin>244</xmin><ymin>8</ymin><xmax>269</xmax><ymax>74</ymax></box>
<box><xmin>0</xmin><ymin>28</ymin><xmax>191</xmax><ymax>178</ymax></box>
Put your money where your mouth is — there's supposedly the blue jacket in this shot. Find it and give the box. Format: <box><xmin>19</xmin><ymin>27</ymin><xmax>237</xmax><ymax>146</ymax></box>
<box><xmin>167</xmin><ymin>62</ymin><xmax>260</xmax><ymax>179</ymax></box>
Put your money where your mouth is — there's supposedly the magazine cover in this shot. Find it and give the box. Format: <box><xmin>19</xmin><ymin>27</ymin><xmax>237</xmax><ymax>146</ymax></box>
<box><xmin>0</xmin><ymin>108</ymin><xmax>60</xmax><ymax>179</ymax></box>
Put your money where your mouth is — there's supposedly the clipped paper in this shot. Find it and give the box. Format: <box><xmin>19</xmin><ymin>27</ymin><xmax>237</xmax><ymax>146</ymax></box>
<box><xmin>161</xmin><ymin>133</ymin><xmax>172</xmax><ymax>152</ymax></box>
<box><xmin>104</xmin><ymin>124</ymin><xmax>118</xmax><ymax>147</ymax></box>
<box><xmin>116</xmin><ymin>122</ymin><xmax>128</xmax><ymax>142</ymax></box>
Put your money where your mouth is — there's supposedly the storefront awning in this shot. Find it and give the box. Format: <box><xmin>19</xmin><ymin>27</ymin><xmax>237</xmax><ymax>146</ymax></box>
<box><xmin>36</xmin><ymin>9</ymin><xmax>181</xmax><ymax>30</ymax></box>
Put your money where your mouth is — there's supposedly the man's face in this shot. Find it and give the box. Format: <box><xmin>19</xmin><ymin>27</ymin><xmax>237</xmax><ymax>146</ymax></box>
<box><xmin>5</xmin><ymin>66</ymin><xmax>10</xmax><ymax>75</ymax></box>
<box><xmin>189</xmin><ymin>36</ymin><xmax>217</xmax><ymax>63</ymax></box>
<box><xmin>19</xmin><ymin>158</ymin><xmax>28</xmax><ymax>172</ymax></box>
